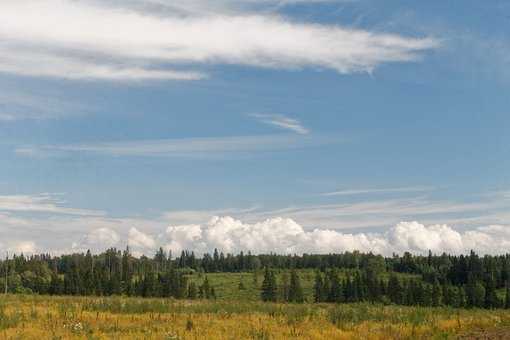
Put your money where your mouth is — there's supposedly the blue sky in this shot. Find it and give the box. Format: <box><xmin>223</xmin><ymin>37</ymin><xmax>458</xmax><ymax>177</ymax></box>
<box><xmin>0</xmin><ymin>0</ymin><xmax>509</xmax><ymax>255</ymax></box>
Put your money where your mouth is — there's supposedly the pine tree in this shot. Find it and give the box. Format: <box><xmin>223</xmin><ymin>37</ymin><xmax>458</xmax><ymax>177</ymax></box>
<box><xmin>458</xmin><ymin>287</ymin><xmax>467</xmax><ymax>308</ymax></box>
<box><xmin>288</xmin><ymin>270</ymin><xmax>304</xmax><ymax>303</ymax></box>
<box><xmin>177</xmin><ymin>273</ymin><xmax>188</xmax><ymax>299</ymax></box>
<box><xmin>201</xmin><ymin>276</ymin><xmax>213</xmax><ymax>299</ymax></box>
<box><xmin>280</xmin><ymin>271</ymin><xmax>290</xmax><ymax>301</ymax></box>
<box><xmin>327</xmin><ymin>269</ymin><xmax>343</xmax><ymax>303</ymax></box>
<box><xmin>472</xmin><ymin>282</ymin><xmax>486</xmax><ymax>308</ymax></box>
<box><xmin>387</xmin><ymin>275</ymin><xmax>402</xmax><ymax>305</ymax></box>
<box><xmin>484</xmin><ymin>275</ymin><xmax>499</xmax><ymax>309</ymax></box>
<box><xmin>442</xmin><ymin>284</ymin><xmax>451</xmax><ymax>306</ymax></box>
<box><xmin>505</xmin><ymin>282</ymin><xmax>510</xmax><ymax>309</ymax></box>
<box><xmin>253</xmin><ymin>269</ymin><xmax>259</xmax><ymax>287</ymax></box>
<box><xmin>432</xmin><ymin>279</ymin><xmax>442</xmax><ymax>307</ymax></box>
<box><xmin>354</xmin><ymin>271</ymin><xmax>364</xmax><ymax>301</ymax></box>
<box><xmin>261</xmin><ymin>267</ymin><xmax>277</xmax><ymax>302</ymax></box>
<box><xmin>344</xmin><ymin>276</ymin><xmax>356</xmax><ymax>302</ymax></box>
<box><xmin>188</xmin><ymin>282</ymin><xmax>198</xmax><ymax>299</ymax></box>
<box><xmin>313</xmin><ymin>271</ymin><xmax>325</xmax><ymax>303</ymax></box>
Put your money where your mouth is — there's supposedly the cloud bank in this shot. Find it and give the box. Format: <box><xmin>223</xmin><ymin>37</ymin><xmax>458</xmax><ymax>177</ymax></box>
<box><xmin>0</xmin><ymin>0</ymin><xmax>438</xmax><ymax>81</ymax></box>
<box><xmin>86</xmin><ymin>216</ymin><xmax>510</xmax><ymax>256</ymax></box>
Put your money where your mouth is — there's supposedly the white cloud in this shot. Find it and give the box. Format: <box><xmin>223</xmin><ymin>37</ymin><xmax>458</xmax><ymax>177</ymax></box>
<box><xmin>72</xmin><ymin>227</ymin><xmax>120</xmax><ymax>252</ymax></box>
<box><xmin>321</xmin><ymin>186</ymin><xmax>435</xmax><ymax>197</ymax></box>
<box><xmin>250</xmin><ymin>113</ymin><xmax>309</xmax><ymax>134</ymax></box>
<box><xmin>0</xmin><ymin>191</ymin><xmax>508</xmax><ymax>256</ymax></box>
<box><xmin>158</xmin><ymin>217</ymin><xmax>510</xmax><ymax>255</ymax></box>
<box><xmin>163</xmin><ymin>224</ymin><xmax>206</xmax><ymax>254</ymax></box>
<box><xmin>128</xmin><ymin>227</ymin><xmax>156</xmax><ymax>250</ymax></box>
<box><xmin>0</xmin><ymin>239</ymin><xmax>37</xmax><ymax>255</ymax></box>
<box><xmin>93</xmin><ymin>0</ymin><xmax>341</xmax><ymax>16</ymax></box>
<box><xmin>0</xmin><ymin>194</ymin><xmax>104</xmax><ymax>216</ymax></box>
<box><xmin>3</xmin><ymin>241</ymin><xmax>37</xmax><ymax>254</ymax></box>
<box><xmin>0</xmin><ymin>0</ymin><xmax>438</xmax><ymax>81</ymax></box>
<box><xmin>15</xmin><ymin>134</ymin><xmax>335</xmax><ymax>158</ymax></box>
<box><xmin>0</xmin><ymin>91</ymin><xmax>88</xmax><ymax>121</ymax></box>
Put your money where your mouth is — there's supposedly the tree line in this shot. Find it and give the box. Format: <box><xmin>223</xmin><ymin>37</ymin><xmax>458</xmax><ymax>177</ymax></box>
<box><xmin>2</xmin><ymin>247</ymin><xmax>510</xmax><ymax>308</ymax></box>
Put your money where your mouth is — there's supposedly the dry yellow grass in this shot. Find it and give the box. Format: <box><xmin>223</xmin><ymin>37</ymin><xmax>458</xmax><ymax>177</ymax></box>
<box><xmin>1</xmin><ymin>295</ymin><xmax>510</xmax><ymax>339</ymax></box>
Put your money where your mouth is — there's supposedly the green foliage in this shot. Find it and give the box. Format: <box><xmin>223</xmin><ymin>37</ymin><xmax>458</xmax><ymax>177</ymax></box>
<box><xmin>288</xmin><ymin>270</ymin><xmax>304</xmax><ymax>303</ymax></box>
<box><xmin>261</xmin><ymin>268</ymin><xmax>278</xmax><ymax>302</ymax></box>
<box><xmin>2</xmin><ymin>249</ymin><xmax>510</xmax><ymax>311</ymax></box>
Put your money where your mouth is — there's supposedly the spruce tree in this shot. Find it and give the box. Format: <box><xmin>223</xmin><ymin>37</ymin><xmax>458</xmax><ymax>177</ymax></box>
<box><xmin>327</xmin><ymin>269</ymin><xmax>343</xmax><ymax>303</ymax></box>
<box><xmin>432</xmin><ymin>279</ymin><xmax>442</xmax><ymax>307</ymax></box>
<box><xmin>387</xmin><ymin>275</ymin><xmax>402</xmax><ymax>305</ymax></box>
<box><xmin>261</xmin><ymin>267</ymin><xmax>277</xmax><ymax>302</ymax></box>
<box><xmin>484</xmin><ymin>275</ymin><xmax>499</xmax><ymax>309</ymax></box>
<box><xmin>288</xmin><ymin>270</ymin><xmax>304</xmax><ymax>303</ymax></box>
<box><xmin>188</xmin><ymin>282</ymin><xmax>198</xmax><ymax>299</ymax></box>
<box><xmin>472</xmin><ymin>282</ymin><xmax>486</xmax><ymax>308</ymax></box>
<box><xmin>505</xmin><ymin>282</ymin><xmax>510</xmax><ymax>309</ymax></box>
<box><xmin>344</xmin><ymin>276</ymin><xmax>356</xmax><ymax>302</ymax></box>
<box><xmin>313</xmin><ymin>271</ymin><xmax>325</xmax><ymax>303</ymax></box>
<box><xmin>280</xmin><ymin>271</ymin><xmax>290</xmax><ymax>301</ymax></box>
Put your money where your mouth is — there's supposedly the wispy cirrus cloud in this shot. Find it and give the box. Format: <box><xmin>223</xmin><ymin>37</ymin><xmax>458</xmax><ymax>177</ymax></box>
<box><xmin>161</xmin><ymin>194</ymin><xmax>507</xmax><ymax>231</ymax></box>
<box><xmin>320</xmin><ymin>186</ymin><xmax>435</xmax><ymax>197</ymax></box>
<box><xmin>15</xmin><ymin>134</ymin><xmax>337</xmax><ymax>158</ymax></box>
<box><xmin>0</xmin><ymin>194</ymin><xmax>104</xmax><ymax>216</ymax></box>
<box><xmin>0</xmin><ymin>0</ymin><xmax>438</xmax><ymax>81</ymax></box>
<box><xmin>250</xmin><ymin>113</ymin><xmax>309</xmax><ymax>134</ymax></box>
<box><xmin>1</xmin><ymin>190</ymin><xmax>509</xmax><ymax>255</ymax></box>
<box><xmin>0</xmin><ymin>90</ymin><xmax>89</xmax><ymax>121</ymax></box>
<box><xmin>93</xmin><ymin>0</ymin><xmax>343</xmax><ymax>16</ymax></box>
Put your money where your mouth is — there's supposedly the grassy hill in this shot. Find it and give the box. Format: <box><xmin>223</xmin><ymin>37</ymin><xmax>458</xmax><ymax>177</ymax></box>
<box><xmin>187</xmin><ymin>269</ymin><xmax>420</xmax><ymax>301</ymax></box>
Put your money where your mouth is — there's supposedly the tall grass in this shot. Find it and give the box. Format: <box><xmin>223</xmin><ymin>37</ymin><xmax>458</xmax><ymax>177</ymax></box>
<box><xmin>0</xmin><ymin>294</ymin><xmax>509</xmax><ymax>339</ymax></box>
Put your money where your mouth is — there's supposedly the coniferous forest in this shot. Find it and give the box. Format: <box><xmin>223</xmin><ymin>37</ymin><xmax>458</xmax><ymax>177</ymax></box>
<box><xmin>2</xmin><ymin>248</ymin><xmax>510</xmax><ymax>309</ymax></box>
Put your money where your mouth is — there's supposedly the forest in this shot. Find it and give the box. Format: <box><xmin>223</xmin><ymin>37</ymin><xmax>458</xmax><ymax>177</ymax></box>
<box><xmin>1</xmin><ymin>248</ymin><xmax>510</xmax><ymax>309</ymax></box>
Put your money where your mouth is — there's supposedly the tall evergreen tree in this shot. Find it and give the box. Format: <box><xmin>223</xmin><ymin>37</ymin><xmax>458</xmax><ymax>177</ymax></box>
<box><xmin>432</xmin><ymin>279</ymin><xmax>442</xmax><ymax>307</ymax></box>
<box><xmin>288</xmin><ymin>270</ymin><xmax>304</xmax><ymax>303</ymax></box>
<box><xmin>261</xmin><ymin>268</ymin><xmax>277</xmax><ymax>302</ymax></box>
<box><xmin>505</xmin><ymin>282</ymin><xmax>510</xmax><ymax>309</ymax></box>
<box><xmin>387</xmin><ymin>275</ymin><xmax>403</xmax><ymax>305</ymax></box>
<box><xmin>313</xmin><ymin>271</ymin><xmax>325</xmax><ymax>303</ymax></box>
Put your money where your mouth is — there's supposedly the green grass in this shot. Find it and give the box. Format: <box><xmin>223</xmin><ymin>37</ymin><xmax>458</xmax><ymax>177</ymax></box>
<box><xmin>187</xmin><ymin>269</ymin><xmax>420</xmax><ymax>301</ymax></box>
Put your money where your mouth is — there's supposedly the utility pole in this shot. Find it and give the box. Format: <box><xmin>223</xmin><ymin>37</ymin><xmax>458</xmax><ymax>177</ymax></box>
<box><xmin>4</xmin><ymin>252</ymin><xmax>8</xmax><ymax>295</ymax></box>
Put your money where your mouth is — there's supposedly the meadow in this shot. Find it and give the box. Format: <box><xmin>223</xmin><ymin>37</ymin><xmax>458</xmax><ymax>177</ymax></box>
<box><xmin>187</xmin><ymin>269</ymin><xmax>421</xmax><ymax>302</ymax></box>
<box><xmin>1</xmin><ymin>271</ymin><xmax>510</xmax><ymax>340</ymax></box>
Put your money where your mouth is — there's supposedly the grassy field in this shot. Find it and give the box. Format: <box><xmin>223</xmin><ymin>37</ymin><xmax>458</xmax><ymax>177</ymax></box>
<box><xmin>0</xmin><ymin>271</ymin><xmax>507</xmax><ymax>339</ymax></box>
<box><xmin>187</xmin><ymin>269</ymin><xmax>420</xmax><ymax>301</ymax></box>
<box><xmin>1</xmin><ymin>294</ymin><xmax>510</xmax><ymax>339</ymax></box>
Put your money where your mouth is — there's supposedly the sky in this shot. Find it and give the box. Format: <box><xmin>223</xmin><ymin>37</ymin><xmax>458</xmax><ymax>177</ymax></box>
<box><xmin>1</xmin><ymin>0</ymin><xmax>510</xmax><ymax>256</ymax></box>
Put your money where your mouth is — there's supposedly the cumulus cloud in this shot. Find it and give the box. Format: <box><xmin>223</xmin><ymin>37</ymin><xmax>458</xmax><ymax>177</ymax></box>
<box><xmin>3</xmin><ymin>213</ymin><xmax>510</xmax><ymax>256</ymax></box>
<box><xmin>0</xmin><ymin>239</ymin><xmax>37</xmax><ymax>255</ymax></box>
<box><xmin>72</xmin><ymin>227</ymin><xmax>120</xmax><ymax>252</ymax></box>
<box><xmin>12</xmin><ymin>241</ymin><xmax>37</xmax><ymax>254</ymax></box>
<box><xmin>5</xmin><ymin>241</ymin><xmax>37</xmax><ymax>254</ymax></box>
<box><xmin>158</xmin><ymin>217</ymin><xmax>510</xmax><ymax>256</ymax></box>
<box><xmin>128</xmin><ymin>227</ymin><xmax>156</xmax><ymax>250</ymax></box>
<box><xmin>0</xmin><ymin>0</ymin><xmax>438</xmax><ymax>81</ymax></box>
